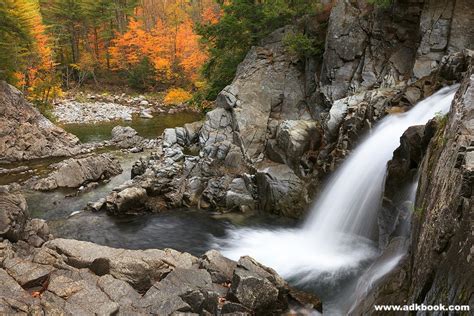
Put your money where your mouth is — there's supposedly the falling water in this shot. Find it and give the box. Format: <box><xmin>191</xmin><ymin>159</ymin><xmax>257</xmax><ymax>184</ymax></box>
<box><xmin>215</xmin><ymin>86</ymin><xmax>458</xmax><ymax>303</ymax></box>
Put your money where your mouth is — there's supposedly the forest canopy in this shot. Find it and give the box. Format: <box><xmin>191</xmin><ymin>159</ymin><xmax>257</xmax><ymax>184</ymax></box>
<box><xmin>0</xmin><ymin>0</ymin><xmax>325</xmax><ymax>106</ymax></box>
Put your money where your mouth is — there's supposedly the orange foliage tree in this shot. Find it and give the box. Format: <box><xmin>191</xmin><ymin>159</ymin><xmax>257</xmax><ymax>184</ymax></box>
<box><xmin>14</xmin><ymin>0</ymin><xmax>61</xmax><ymax>104</ymax></box>
<box><xmin>109</xmin><ymin>0</ymin><xmax>216</xmax><ymax>89</ymax></box>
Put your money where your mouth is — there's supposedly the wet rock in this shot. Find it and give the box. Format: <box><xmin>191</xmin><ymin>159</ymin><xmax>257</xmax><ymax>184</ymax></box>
<box><xmin>358</xmin><ymin>50</ymin><xmax>474</xmax><ymax>311</ymax></box>
<box><xmin>0</xmin><ymin>81</ymin><xmax>80</xmax><ymax>162</ymax></box>
<box><xmin>31</xmin><ymin>153</ymin><xmax>122</xmax><ymax>190</ymax></box>
<box><xmin>131</xmin><ymin>157</ymin><xmax>148</xmax><ymax>179</ymax></box>
<box><xmin>86</xmin><ymin>198</ymin><xmax>106</xmax><ymax>212</ymax></box>
<box><xmin>256</xmin><ymin>164</ymin><xmax>309</xmax><ymax>218</ymax></box>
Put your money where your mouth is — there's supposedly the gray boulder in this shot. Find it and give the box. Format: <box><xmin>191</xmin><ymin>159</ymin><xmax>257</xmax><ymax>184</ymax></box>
<box><xmin>111</xmin><ymin>126</ymin><xmax>145</xmax><ymax>149</ymax></box>
<box><xmin>105</xmin><ymin>186</ymin><xmax>148</xmax><ymax>215</ymax></box>
<box><xmin>256</xmin><ymin>164</ymin><xmax>309</xmax><ymax>218</ymax></box>
<box><xmin>0</xmin><ymin>185</ymin><xmax>28</xmax><ymax>242</ymax></box>
<box><xmin>31</xmin><ymin>153</ymin><xmax>122</xmax><ymax>190</ymax></box>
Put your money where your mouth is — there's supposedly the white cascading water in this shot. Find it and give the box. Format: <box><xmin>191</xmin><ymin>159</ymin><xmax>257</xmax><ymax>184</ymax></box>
<box><xmin>215</xmin><ymin>86</ymin><xmax>458</xmax><ymax>292</ymax></box>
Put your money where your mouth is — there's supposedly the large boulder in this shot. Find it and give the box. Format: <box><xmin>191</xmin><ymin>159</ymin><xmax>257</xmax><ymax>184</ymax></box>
<box><xmin>320</xmin><ymin>0</ymin><xmax>423</xmax><ymax>101</ymax></box>
<box><xmin>266</xmin><ymin>120</ymin><xmax>322</xmax><ymax>172</ymax></box>
<box><xmin>0</xmin><ymin>185</ymin><xmax>28</xmax><ymax>242</ymax></box>
<box><xmin>105</xmin><ymin>186</ymin><xmax>148</xmax><ymax>215</ymax></box>
<box><xmin>256</xmin><ymin>163</ymin><xmax>309</xmax><ymax>218</ymax></box>
<box><xmin>31</xmin><ymin>153</ymin><xmax>122</xmax><ymax>190</ymax></box>
<box><xmin>213</xmin><ymin>27</ymin><xmax>312</xmax><ymax>162</ymax></box>
<box><xmin>0</xmin><ymin>81</ymin><xmax>80</xmax><ymax>162</ymax></box>
<box><xmin>0</xmin><ymin>185</ymin><xmax>51</xmax><ymax>246</ymax></box>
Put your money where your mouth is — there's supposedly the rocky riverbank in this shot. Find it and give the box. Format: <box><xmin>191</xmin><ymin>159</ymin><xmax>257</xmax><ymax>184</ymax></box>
<box><xmin>0</xmin><ymin>185</ymin><xmax>321</xmax><ymax>315</ymax></box>
<box><xmin>53</xmin><ymin>93</ymin><xmax>196</xmax><ymax>124</ymax></box>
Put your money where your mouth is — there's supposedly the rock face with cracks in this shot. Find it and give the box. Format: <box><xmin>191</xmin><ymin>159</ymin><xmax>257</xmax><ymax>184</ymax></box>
<box><xmin>0</xmin><ymin>81</ymin><xmax>80</xmax><ymax>162</ymax></box>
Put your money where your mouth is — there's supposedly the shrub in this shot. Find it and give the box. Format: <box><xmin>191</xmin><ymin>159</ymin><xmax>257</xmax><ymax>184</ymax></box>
<box><xmin>283</xmin><ymin>32</ymin><xmax>324</xmax><ymax>59</ymax></box>
<box><xmin>164</xmin><ymin>88</ymin><xmax>192</xmax><ymax>105</ymax></box>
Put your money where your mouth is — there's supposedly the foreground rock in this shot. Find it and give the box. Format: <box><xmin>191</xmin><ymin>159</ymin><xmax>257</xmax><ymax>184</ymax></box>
<box><xmin>26</xmin><ymin>154</ymin><xmax>122</xmax><ymax>191</ymax></box>
<box><xmin>0</xmin><ymin>238</ymin><xmax>321</xmax><ymax>315</ymax></box>
<box><xmin>0</xmin><ymin>81</ymin><xmax>81</xmax><ymax>162</ymax></box>
<box><xmin>0</xmin><ymin>184</ymin><xmax>51</xmax><ymax>246</ymax></box>
<box><xmin>0</xmin><ymin>189</ymin><xmax>321</xmax><ymax>315</ymax></box>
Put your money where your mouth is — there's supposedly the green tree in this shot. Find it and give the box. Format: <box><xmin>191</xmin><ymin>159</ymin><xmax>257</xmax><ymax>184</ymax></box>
<box><xmin>197</xmin><ymin>0</ymin><xmax>317</xmax><ymax>100</ymax></box>
<box><xmin>0</xmin><ymin>0</ymin><xmax>36</xmax><ymax>83</ymax></box>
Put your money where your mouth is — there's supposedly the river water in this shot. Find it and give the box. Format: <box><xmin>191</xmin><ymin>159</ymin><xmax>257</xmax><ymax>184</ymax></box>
<box><xmin>16</xmin><ymin>111</ymin><xmax>295</xmax><ymax>258</ymax></box>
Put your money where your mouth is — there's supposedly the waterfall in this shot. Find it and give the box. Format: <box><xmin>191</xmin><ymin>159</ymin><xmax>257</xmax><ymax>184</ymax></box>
<box><xmin>214</xmin><ymin>86</ymin><xmax>457</xmax><ymax>300</ymax></box>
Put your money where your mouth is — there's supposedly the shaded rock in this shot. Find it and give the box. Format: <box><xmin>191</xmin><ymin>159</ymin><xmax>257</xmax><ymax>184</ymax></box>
<box><xmin>3</xmin><ymin>257</ymin><xmax>54</xmax><ymax>288</ymax></box>
<box><xmin>200</xmin><ymin>250</ymin><xmax>237</xmax><ymax>284</ymax></box>
<box><xmin>225</xmin><ymin>178</ymin><xmax>255</xmax><ymax>212</ymax></box>
<box><xmin>0</xmin><ymin>268</ymin><xmax>35</xmax><ymax>314</ymax></box>
<box><xmin>184</xmin><ymin>121</ymin><xmax>203</xmax><ymax>144</ymax></box>
<box><xmin>0</xmin><ymin>185</ymin><xmax>28</xmax><ymax>242</ymax></box>
<box><xmin>229</xmin><ymin>268</ymin><xmax>280</xmax><ymax>311</ymax></box>
<box><xmin>267</xmin><ymin>120</ymin><xmax>321</xmax><ymax>172</ymax></box>
<box><xmin>256</xmin><ymin>164</ymin><xmax>309</xmax><ymax>218</ymax></box>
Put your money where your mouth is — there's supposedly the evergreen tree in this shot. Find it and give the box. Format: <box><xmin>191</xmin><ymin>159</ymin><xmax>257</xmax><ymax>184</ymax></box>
<box><xmin>0</xmin><ymin>0</ymin><xmax>36</xmax><ymax>83</ymax></box>
<box><xmin>198</xmin><ymin>0</ymin><xmax>316</xmax><ymax>99</ymax></box>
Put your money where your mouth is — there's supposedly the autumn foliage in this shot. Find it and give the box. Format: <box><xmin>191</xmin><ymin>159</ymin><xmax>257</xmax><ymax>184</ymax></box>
<box><xmin>1</xmin><ymin>0</ymin><xmax>221</xmax><ymax>104</ymax></box>
<box><xmin>109</xmin><ymin>2</ymin><xmax>213</xmax><ymax>89</ymax></box>
<box><xmin>164</xmin><ymin>88</ymin><xmax>193</xmax><ymax>105</ymax></box>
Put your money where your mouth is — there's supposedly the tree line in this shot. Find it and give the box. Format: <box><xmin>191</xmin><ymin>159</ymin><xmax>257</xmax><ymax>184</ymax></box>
<box><xmin>0</xmin><ymin>0</ymin><xmax>324</xmax><ymax>106</ymax></box>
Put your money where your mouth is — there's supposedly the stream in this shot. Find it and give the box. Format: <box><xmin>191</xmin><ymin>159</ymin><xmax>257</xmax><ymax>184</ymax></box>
<box><xmin>9</xmin><ymin>110</ymin><xmax>295</xmax><ymax>258</ymax></box>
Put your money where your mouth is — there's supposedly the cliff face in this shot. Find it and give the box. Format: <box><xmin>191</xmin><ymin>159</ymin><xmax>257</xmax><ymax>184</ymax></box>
<box><xmin>409</xmin><ymin>51</ymin><xmax>473</xmax><ymax>307</ymax></box>
<box><xmin>355</xmin><ymin>50</ymin><xmax>473</xmax><ymax>313</ymax></box>
<box><xmin>0</xmin><ymin>82</ymin><xmax>80</xmax><ymax>162</ymax></box>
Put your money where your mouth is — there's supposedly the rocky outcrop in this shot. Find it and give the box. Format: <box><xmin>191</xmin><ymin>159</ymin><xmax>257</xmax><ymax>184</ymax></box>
<box><xmin>0</xmin><ymin>184</ymin><xmax>51</xmax><ymax>246</ymax></box>
<box><xmin>320</xmin><ymin>0</ymin><xmax>424</xmax><ymax>101</ymax></box>
<box><xmin>28</xmin><ymin>154</ymin><xmax>122</xmax><ymax>191</ymax></box>
<box><xmin>356</xmin><ymin>50</ymin><xmax>474</xmax><ymax>313</ymax></box>
<box><xmin>413</xmin><ymin>0</ymin><xmax>474</xmax><ymax>78</ymax></box>
<box><xmin>0</xmin><ymin>238</ymin><xmax>321</xmax><ymax>315</ymax></box>
<box><xmin>320</xmin><ymin>0</ymin><xmax>474</xmax><ymax>102</ymax></box>
<box><xmin>0</xmin><ymin>81</ymin><xmax>80</xmax><ymax>162</ymax></box>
